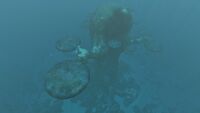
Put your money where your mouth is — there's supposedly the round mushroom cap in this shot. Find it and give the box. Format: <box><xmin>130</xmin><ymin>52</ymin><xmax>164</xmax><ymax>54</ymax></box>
<box><xmin>45</xmin><ymin>60</ymin><xmax>90</xmax><ymax>100</ymax></box>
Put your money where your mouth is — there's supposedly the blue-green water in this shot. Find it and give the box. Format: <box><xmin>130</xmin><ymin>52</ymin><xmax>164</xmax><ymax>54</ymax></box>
<box><xmin>0</xmin><ymin>0</ymin><xmax>200</xmax><ymax>113</ymax></box>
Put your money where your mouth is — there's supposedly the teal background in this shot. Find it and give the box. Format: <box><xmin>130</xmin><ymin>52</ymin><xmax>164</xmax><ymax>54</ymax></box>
<box><xmin>0</xmin><ymin>0</ymin><xmax>200</xmax><ymax>112</ymax></box>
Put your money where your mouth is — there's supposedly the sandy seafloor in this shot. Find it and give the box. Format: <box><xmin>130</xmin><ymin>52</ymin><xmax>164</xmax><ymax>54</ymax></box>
<box><xmin>0</xmin><ymin>0</ymin><xmax>200</xmax><ymax>113</ymax></box>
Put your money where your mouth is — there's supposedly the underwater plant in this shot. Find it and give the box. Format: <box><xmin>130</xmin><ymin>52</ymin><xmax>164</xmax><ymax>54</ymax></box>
<box><xmin>44</xmin><ymin>4</ymin><xmax>161</xmax><ymax>113</ymax></box>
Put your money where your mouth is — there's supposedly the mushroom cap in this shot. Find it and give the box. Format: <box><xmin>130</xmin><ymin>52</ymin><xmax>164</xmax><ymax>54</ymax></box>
<box><xmin>45</xmin><ymin>60</ymin><xmax>90</xmax><ymax>100</ymax></box>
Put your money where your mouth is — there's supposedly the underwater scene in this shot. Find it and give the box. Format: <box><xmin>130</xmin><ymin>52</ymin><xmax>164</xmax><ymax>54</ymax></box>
<box><xmin>0</xmin><ymin>0</ymin><xmax>200</xmax><ymax>113</ymax></box>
